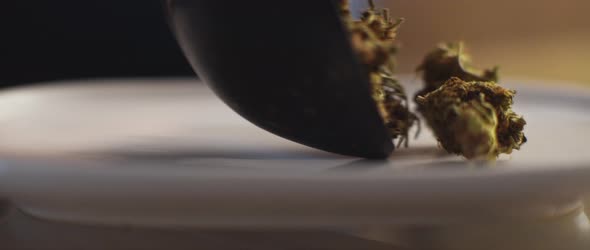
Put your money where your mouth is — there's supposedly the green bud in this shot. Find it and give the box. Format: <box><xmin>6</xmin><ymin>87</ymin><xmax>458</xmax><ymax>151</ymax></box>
<box><xmin>417</xmin><ymin>77</ymin><xmax>527</xmax><ymax>160</ymax></box>
<box><xmin>340</xmin><ymin>0</ymin><xmax>419</xmax><ymax>148</ymax></box>
<box><xmin>415</xmin><ymin>42</ymin><xmax>499</xmax><ymax>105</ymax></box>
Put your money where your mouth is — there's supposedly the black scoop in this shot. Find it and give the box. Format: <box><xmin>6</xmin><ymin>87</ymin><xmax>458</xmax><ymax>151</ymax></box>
<box><xmin>165</xmin><ymin>0</ymin><xmax>394</xmax><ymax>158</ymax></box>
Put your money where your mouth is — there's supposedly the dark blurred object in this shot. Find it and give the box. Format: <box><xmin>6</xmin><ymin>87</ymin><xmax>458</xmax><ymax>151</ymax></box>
<box><xmin>0</xmin><ymin>1</ymin><xmax>194</xmax><ymax>88</ymax></box>
<box><xmin>167</xmin><ymin>0</ymin><xmax>394</xmax><ymax>158</ymax></box>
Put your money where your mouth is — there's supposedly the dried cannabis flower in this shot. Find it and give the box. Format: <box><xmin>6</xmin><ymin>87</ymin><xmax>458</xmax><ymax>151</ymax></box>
<box><xmin>417</xmin><ymin>77</ymin><xmax>527</xmax><ymax>160</ymax></box>
<box><xmin>339</xmin><ymin>0</ymin><xmax>419</xmax><ymax>147</ymax></box>
<box><xmin>415</xmin><ymin>42</ymin><xmax>499</xmax><ymax>105</ymax></box>
<box><xmin>339</xmin><ymin>2</ymin><xmax>527</xmax><ymax>160</ymax></box>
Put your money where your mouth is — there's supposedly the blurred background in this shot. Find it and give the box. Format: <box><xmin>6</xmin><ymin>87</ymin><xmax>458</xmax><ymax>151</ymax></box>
<box><xmin>0</xmin><ymin>1</ymin><xmax>194</xmax><ymax>87</ymax></box>
<box><xmin>383</xmin><ymin>0</ymin><xmax>590</xmax><ymax>85</ymax></box>
<box><xmin>1</xmin><ymin>0</ymin><xmax>589</xmax><ymax>87</ymax></box>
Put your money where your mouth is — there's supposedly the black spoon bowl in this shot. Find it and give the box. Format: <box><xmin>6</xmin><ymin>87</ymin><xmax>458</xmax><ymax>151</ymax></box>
<box><xmin>165</xmin><ymin>0</ymin><xmax>394</xmax><ymax>158</ymax></box>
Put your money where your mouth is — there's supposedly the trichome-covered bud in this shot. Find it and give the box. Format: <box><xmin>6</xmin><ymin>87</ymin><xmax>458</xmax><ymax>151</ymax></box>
<box><xmin>417</xmin><ymin>77</ymin><xmax>527</xmax><ymax>160</ymax></box>
<box><xmin>340</xmin><ymin>0</ymin><xmax>419</xmax><ymax>147</ymax></box>
<box><xmin>415</xmin><ymin>42</ymin><xmax>499</xmax><ymax>104</ymax></box>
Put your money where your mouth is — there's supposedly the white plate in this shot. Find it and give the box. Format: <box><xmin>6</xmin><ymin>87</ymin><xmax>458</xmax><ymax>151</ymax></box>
<box><xmin>0</xmin><ymin>78</ymin><xmax>589</xmax><ymax>228</ymax></box>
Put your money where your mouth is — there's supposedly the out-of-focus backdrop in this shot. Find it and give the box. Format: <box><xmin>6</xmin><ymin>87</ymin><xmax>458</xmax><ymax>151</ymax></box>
<box><xmin>377</xmin><ymin>0</ymin><xmax>590</xmax><ymax>85</ymax></box>
<box><xmin>1</xmin><ymin>0</ymin><xmax>589</xmax><ymax>87</ymax></box>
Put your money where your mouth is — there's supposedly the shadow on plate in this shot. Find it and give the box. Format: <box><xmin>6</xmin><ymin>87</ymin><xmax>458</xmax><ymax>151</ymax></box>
<box><xmin>325</xmin><ymin>146</ymin><xmax>484</xmax><ymax>172</ymax></box>
<box><xmin>389</xmin><ymin>145</ymin><xmax>448</xmax><ymax>159</ymax></box>
<box><xmin>91</xmin><ymin>148</ymin><xmax>347</xmax><ymax>161</ymax></box>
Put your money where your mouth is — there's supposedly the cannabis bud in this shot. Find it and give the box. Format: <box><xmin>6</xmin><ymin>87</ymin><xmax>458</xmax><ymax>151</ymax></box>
<box><xmin>340</xmin><ymin>0</ymin><xmax>419</xmax><ymax>147</ymax></box>
<box><xmin>415</xmin><ymin>42</ymin><xmax>499</xmax><ymax>106</ymax></box>
<box><xmin>417</xmin><ymin>77</ymin><xmax>527</xmax><ymax>160</ymax></box>
<box><xmin>340</xmin><ymin>1</ymin><xmax>527</xmax><ymax>161</ymax></box>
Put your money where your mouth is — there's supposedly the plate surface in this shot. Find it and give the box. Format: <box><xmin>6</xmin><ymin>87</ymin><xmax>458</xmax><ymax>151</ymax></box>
<box><xmin>0</xmin><ymin>78</ymin><xmax>589</xmax><ymax>228</ymax></box>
